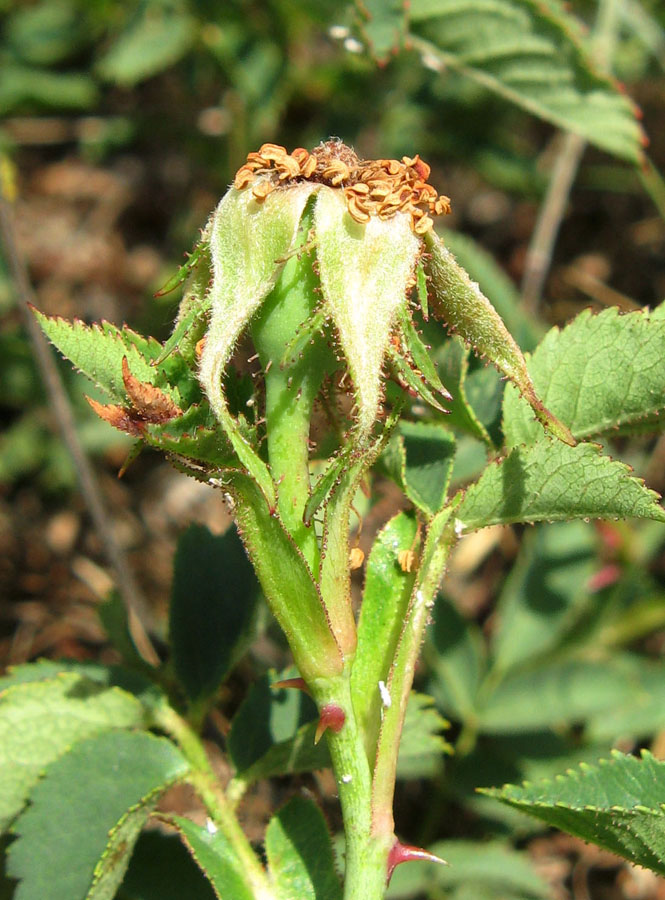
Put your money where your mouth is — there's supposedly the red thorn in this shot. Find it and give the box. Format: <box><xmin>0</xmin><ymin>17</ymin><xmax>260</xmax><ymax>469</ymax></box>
<box><xmin>271</xmin><ymin>677</ymin><xmax>310</xmax><ymax>695</ymax></box>
<box><xmin>314</xmin><ymin>704</ymin><xmax>345</xmax><ymax>744</ymax></box>
<box><xmin>386</xmin><ymin>840</ymin><xmax>448</xmax><ymax>884</ymax></box>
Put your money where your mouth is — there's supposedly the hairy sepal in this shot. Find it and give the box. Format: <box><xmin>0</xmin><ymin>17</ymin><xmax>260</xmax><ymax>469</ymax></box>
<box><xmin>425</xmin><ymin>231</ymin><xmax>575</xmax><ymax>446</ymax></box>
<box><xmin>199</xmin><ymin>182</ymin><xmax>318</xmax><ymax>504</ymax></box>
<box><xmin>315</xmin><ymin>188</ymin><xmax>421</xmax><ymax>440</ymax></box>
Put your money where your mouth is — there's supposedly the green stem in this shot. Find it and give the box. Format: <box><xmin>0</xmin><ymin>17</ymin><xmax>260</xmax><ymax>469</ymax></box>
<box><xmin>251</xmin><ymin>219</ymin><xmax>330</xmax><ymax>573</ymax></box>
<box><xmin>155</xmin><ymin>703</ymin><xmax>276</xmax><ymax>900</ymax></box>
<box><xmin>311</xmin><ymin>669</ymin><xmax>393</xmax><ymax>900</ymax></box>
<box><xmin>371</xmin><ymin>508</ymin><xmax>456</xmax><ymax>837</ymax></box>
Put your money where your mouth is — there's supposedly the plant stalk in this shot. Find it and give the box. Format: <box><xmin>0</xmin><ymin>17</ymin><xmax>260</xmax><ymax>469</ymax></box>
<box><xmin>155</xmin><ymin>703</ymin><xmax>276</xmax><ymax>900</ymax></box>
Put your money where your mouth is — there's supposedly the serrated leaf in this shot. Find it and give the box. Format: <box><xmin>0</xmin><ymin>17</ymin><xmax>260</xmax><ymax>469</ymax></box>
<box><xmin>33</xmin><ymin>312</ymin><xmax>184</xmax><ymax>406</ymax></box>
<box><xmin>117</xmin><ymin>830</ymin><xmax>216</xmax><ymax>900</ymax></box>
<box><xmin>503</xmin><ymin>306</ymin><xmax>665</xmax><ymax>448</ymax></box>
<box><xmin>455</xmin><ymin>439</ymin><xmax>665</xmax><ymax>531</ymax></box>
<box><xmin>96</xmin><ymin>7</ymin><xmax>196</xmax><ymax>87</ymax></box>
<box><xmin>97</xmin><ymin>592</ymin><xmax>156</xmax><ymax>676</ymax></box>
<box><xmin>168</xmin><ymin>816</ymin><xmax>254</xmax><ymax>900</ymax></box>
<box><xmin>0</xmin><ymin>673</ymin><xmax>146</xmax><ymax>831</ymax></box>
<box><xmin>144</xmin><ymin>404</ymin><xmax>237</xmax><ymax>469</ymax></box>
<box><xmin>408</xmin><ymin>0</ymin><xmax>644</xmax><ymax>163</ymax></box>
<box><xmin>585</xmin><ymin>655</ymin><xmax>665</xmax><ymax>743</ymax></box>
<box><xmin>265</xmin><ymin>796</ymin><xmax>342</xmax><ymax>900</ymax></box>
<box><xmin>396</xmin><ymin>692</ymin><xmax>451</xmax><ymax>779</ymax></box>
<box><xmin>484</xmin><ymin>750</ymin><xmax>665</xmax><ymax>877</ymax></box>
<box><xmin>352</xmin><ymin>512</ymin><xmax>420</xmax><ymax>757</ymax></box>
<box><xmin>170</xmin><ymin>524</ymin><xmax>260</xmax><ymax>705</ymax></box>
<box><xmin>8</xmin><ymin>732</ymin><xmax>189</xmax><ymax>900</ymax></box>
<box><xmin>425</xmin><ymin>233</ymin><xmax>574</xmax><ymax>445</ymax></box>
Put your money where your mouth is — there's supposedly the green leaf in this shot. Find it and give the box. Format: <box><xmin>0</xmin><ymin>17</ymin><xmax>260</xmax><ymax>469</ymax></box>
<box><xmin>585</xmin><ymin>655</ymin><xmax>665</xmax><ymax>743</ymax></box>
<box><xmin>425</xmin><ymin>232</ymin><xmax>574</xmax><ymax>445</ymax></box>
<box><xmin>426</xmin><ymin>594</ymin><xmax>485</xmax><ymax>722</ymax></box>
<box><xmin>227</xmin><ymin>473</ymin><xmax>343</xmax><ymax>682</ymax></box>
<box><xmin>355</xmin><ymin>0</ymin><xmax>408</xmax><ymax>62</ymax></box>
<box><xmin>96</xmin><ymin>6</ymin><xmax>196</xmax><ymax>87</ymax></box>
<box><xmin>8</xmin><ymin>732</ymin><xmax>189</xmax><ymax>900</ymax></box>
<box><xmin>228</xmin><ymin>672</ymin><xmax>316</xmax><ymax>772</ymax></box>
<box><xmin>491</xmin><ymin>521</ymin><xmax>597</xmax><ymax>674</ymax></box>
<box><xmin>442</xmin><ymin>231</ymin><xmax>542</xmax><ymax>352</ymax></box>
<box><xmin>396</xmin><ymin>692</ymin><xmax>451</xmax><ymax>779</ymax></box>
<box><xmin>399</xmin><ymin>421</ymin><xmax>456</xmax><ymax>515</ymax></box>
<box><xmin>265</xmin><ymin>796</ymin><xmax>342</xmax><ymax>900</ymax></box>
<box><xmin>170</xmin><ymin>524</ymin><xmax>260</xmax><ymax>706</ymax></box>
<box><xmin>433</xmin><ymin>335</ymin><xmax>493</xmax><ymax>445</ymax></box>
<box><xmin>478</xmin><ymin>657</ymin><xmax>645</xmax><ymax>733</ymax></box>
<box><xmin>387</xmin><ymin>839</ymin><xmax>551</xmax><ymax>899</ymax></box>
<box><xmin>33</xmin><ymin>312</ymin><xmax>182</xmax><ymax>405</ymax></box>
<box><xmin>455</xmin><ymin>439</ymin><xmax>665</xmax><ymax>531</ymax></box>
<box><xmin>484</xmin><ymin>750</ymin><xmax>665</xmax><ymax>877</ymax></box>
<box><xmin>0</xmin><ymin>673</ymin><xmax>146</xmax><ymax>831</ymax></box>
<box><xmin>315</xmin><ymin>187</ymin><xmax>421</xmax><ymax>439</ymax></box>
<box><xmin>352</xmin><ymin>512</ymin><xmax>420</xmax><ymax>756</ymax></box>
<box><xmin>0</xmin><ymin>65</ymin><xmax>97</xmax><ymax>114</ymax></box>
<box><xmin>97</xmin><ymin>592</ymin><xmax>155</xmax><ymax>676</ymax></box>
<box><xmin>503</xmin><ymin>306</ymin><xmax>665</xmax><ymax>448</ymax></box>
<box><xmin>117</xmin><ymin>830</ymin><xmax>216</xmax><ymax>900</ymax></box>
<box><xmin>168</xmin><ymin>816</ymin><xmax>254</xmax><ymax>900</ymax></box>
<box><xmin>408</xmin><ymin>0</ymin><xmax>644</xmax><ymax>163</ymax></box>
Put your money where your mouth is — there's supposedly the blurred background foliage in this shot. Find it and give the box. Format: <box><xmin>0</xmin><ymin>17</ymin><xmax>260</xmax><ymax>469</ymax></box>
<box><xmin>2</xmin><ymin>1</ymin><xmax>665</xmax><ymax>898</ymax></box>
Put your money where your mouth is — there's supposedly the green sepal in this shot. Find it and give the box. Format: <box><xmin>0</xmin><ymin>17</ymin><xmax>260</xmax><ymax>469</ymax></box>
<box><xmin>155</xmin><ymin>240</ymin><xmax>209</xmax><ymax>299</ymax></box>
<box><xmin>200</xmin><ymin>182</ymin><xmax>318</xmax><ymax>507</ymax></box>
<box><xmin>424</xmin><ymin>232</ymin><xmax>575</xmax><ymax>446</ymax></box>
<box><xmin>315</xmin><ymin>188</ymin><xmax>421</xmax><ymax>440</ymax></box>
<box><xmin>227</xmin><ymin>472</ymin><xmax>344</xmax><ymax>682</ymax></box>
<box><xmin>279</xmin><ymin>306</ymin><xmax>329</xmax><ymax>368</ymax></box>
<box><xmin>304</xmin><ymin>445</ymin><xmax>354</xmax><ymax>527</ymax></box>
<box><xmin>416</xmin><ymin>258</ymin><xmax>429</xmax><ymax>320</ymax></box>
<box><xmin>144</xmin><ymin>404</ymin><xmax>239</xmax><ymax>470</ymax></box>
<box><xmin>397</xmin><ymin>305</ymin><xmax>450</xmax><ymax>401</ymax></box>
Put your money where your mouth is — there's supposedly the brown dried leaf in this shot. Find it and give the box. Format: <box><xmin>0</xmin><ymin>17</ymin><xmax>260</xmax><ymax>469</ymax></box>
<box><xmin>121</xmin><ymin>357</ymin><xmax>182</xmax><ymax>424</ymax></box>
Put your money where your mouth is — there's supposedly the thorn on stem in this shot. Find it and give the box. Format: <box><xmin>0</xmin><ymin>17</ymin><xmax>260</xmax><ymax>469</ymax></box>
<box><xmin>386</xmin><ymin>840</ymin><xmax>448</xmax><ymax>884</ymax></box>
<box><xmin>271</xmin><ymin>677</ymin><xmax>310</xmax><ymax>694</ymax></box>
<box><xmin>314</xmin><ymin>703</ymin><xmax>346</xmax><ymax>744</ymax></box>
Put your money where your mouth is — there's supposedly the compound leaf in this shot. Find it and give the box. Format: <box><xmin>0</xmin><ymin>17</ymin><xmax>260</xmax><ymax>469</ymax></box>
<box><xmin>408</xmin><ymin>0</ymin><xmax>644</xmax><ymax>163</ymax></box>
<box><xmin>503</xmin><ymin>306</ymin><xmax>665</xmax><ymax>448</ymax></box>
<box><xmin>484</xmin><ymin>750</ymin><xmax>665</xmax><ymax>877</ymax></box>
<box><xmin>0</xmin><ymin>673</ymin><xmax>146</xmax><ymax>831</ymax></box>
<box><xmin>455</xmin><ymin>439</ymin><xmax>665</xmax><ymax>531</ymax></box>
<box><xmin>8</xmin><ymin>732</ymin><xmax>188</xmax><ymax>900</ymax></box>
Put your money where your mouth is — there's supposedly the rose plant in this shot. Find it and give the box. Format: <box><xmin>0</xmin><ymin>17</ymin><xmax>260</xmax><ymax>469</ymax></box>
<box><xmin>3</xmin><ymin>140</ymin><xmax>665</xmax><ymax>900</ymax></box>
